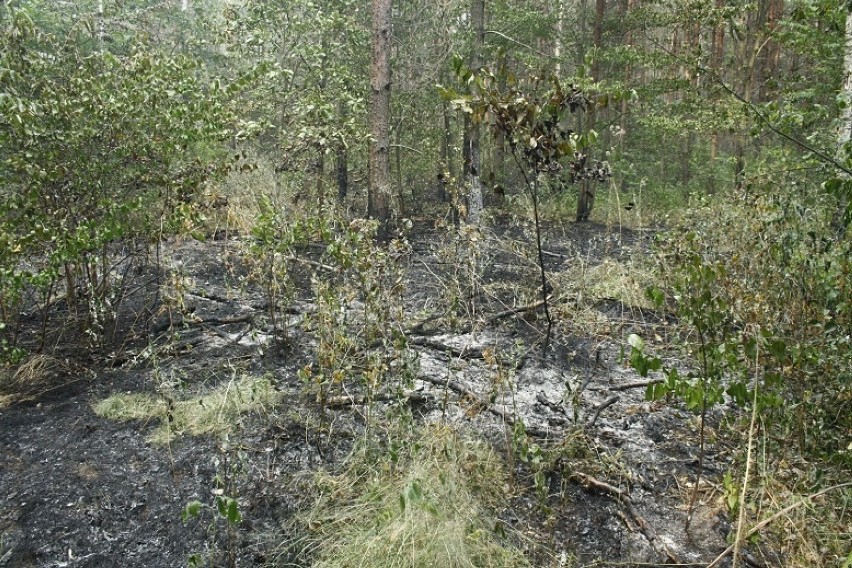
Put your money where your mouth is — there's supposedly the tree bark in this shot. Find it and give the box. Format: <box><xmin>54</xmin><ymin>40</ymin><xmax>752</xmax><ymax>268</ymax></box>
<box><xmin>836</xmin><ymin>7</ymin><xmax>852</xmax><ymax>229</ymax></box>
<box><xmin>575</xmin><ymin>0</ymin><xmax>602</xmax><ymax>222</ymax></box>
<box><xmin>369</xmin><ymin>0</ymin><xmax>393</xmax><ymax>237</ymax></box>
<box><xmin>466</xmin><ymin>0</ymin><xmax>485</xmax><ymax>226</ymax></box>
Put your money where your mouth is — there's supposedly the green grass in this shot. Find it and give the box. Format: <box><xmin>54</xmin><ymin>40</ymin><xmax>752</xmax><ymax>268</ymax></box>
<box><xmin>93</xmin><ymin>375</ymin><xmax>280</xmax><ymax>445</ymax></box>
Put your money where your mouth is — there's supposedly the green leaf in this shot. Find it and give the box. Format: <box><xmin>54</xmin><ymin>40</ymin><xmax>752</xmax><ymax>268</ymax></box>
<box><xmin>646</xmin><ymin>382</ymin><xmax>669</xmax><ymax>401</ymax></box>
<box><xmin>627</xmin><ymin>334</ymin><xmax>644</xmax><ymax>350</ymax></box>
<box><xmin>768</xmin><ymin>339</ymin><xmax>786</xmax><ymax>362</ymax></box>
<box><xmin>181</xmin><ymin>500</ymin><xmax>202</xmax><ymax>523</ymax></box>
<box><xmin>226</xmin><ymin>498</ymin><xmax>241</xmax><ymax>524</ymax></box>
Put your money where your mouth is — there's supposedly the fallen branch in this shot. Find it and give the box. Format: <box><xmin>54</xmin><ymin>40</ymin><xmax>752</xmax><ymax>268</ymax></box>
<box><xmin>404</xmin><ymin>296</ymin><xmax>576</xmax><ymax>340</ymax></box>
<box><xmin>284</xmin><ymin>255</ymin><xmax>336</xmax><ymax>272</ymax></box>
<box><xmin>405</xmin><ymin>313</ymin><xmax>445</xmax><ymax>335</ymax></box>
<box><xmin>571</xmin><ymin>471</ymin><xmax>682</xmax><ymax>564</ymax></box>
<box><xmin>585</xmin><ymin>395</ymin><xmax>619</xmax><ymax>428</ymax></box>
<box><xmin>536</xmin><ymin>392</ymin><xmax>566</xmax><ymax>415</ymax></box>
<box><xmin>409</xmin><ymin>336</ymin><xmax>485</xmax><ymax>359</ymax></box>
<box><xmin>417</xmin><ymin>374</ymin><xmax>553</xmax><ymax>438</ymax></box>
<box><xmin>325</xmin><ymin>390</ymin><xmax>432</xmax><ymax>408</ymax></box>
<box><xmin>609</xmin><ymin>378</ymin><xmax>664</xmax><ymax>392</ymax></box>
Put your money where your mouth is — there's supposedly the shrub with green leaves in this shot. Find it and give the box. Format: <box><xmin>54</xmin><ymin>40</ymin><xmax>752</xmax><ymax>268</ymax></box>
<box><xmin>633</xmin><ymin>187</ymin><xmax>850</xmax><ymax>462</ymax></box>
<box><xmin>0</xmin><ymin>9</ymin><xmax>236</xmax><ymax>351</ymax></box>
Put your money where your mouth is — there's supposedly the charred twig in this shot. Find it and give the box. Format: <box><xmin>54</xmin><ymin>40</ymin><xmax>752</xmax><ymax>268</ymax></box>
<box><xmin>585</xmin><ymin>395</ymin><xmax>619</xmax><ymax>428</ymax></box>
<box><xmin>409</xmin><ymin>336</ymin><xmax>485</xmax><ymax>359</ymax></box>
<box><xmin>571</xmin><ymin>471</ymin><xmax>682</xmax><ymax>563</ymax></box>
<box><xmin>418</xmin><ymin>374</ymin><xmax>553</xmax><ymax>437</ymax></box>
<box><xmin>609</xmin><ymin>378</ymin><xmax>664</xmax><ymax>392</ymax></box>
<box><xmin>536</xmin><ymin>392</ymin><xmax>566</xmax><ymax>415</ymax></box>
<box><xmin>405</xmin><ymin>313</ymin><xmax>445</xmax><ymax>335</ymax></box>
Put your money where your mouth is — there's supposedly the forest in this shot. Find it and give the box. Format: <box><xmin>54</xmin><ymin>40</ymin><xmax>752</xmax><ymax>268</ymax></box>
<box><xmin>0</xmin><ymin>0</ymin><xmax>850</xmax><ymax>566</ymax></box>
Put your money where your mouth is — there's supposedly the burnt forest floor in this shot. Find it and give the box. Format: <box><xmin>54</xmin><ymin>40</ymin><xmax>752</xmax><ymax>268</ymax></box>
<box><xmin>0</xmin><ymin>215</ymin><xmax>741</xmax><ymax>568</ymax></box>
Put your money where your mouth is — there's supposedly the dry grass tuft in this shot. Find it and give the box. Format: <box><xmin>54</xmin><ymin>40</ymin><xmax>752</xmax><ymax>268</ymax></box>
<box><xmin>0</xmin><ymin>354</ymin><xmax>70</xmax><ymax>404</ymax></box>
<box><xmin>93</xmin><ymin>375</ymin><xmax>280</xmax><ymax>445</ymax></box>
<box><xmin>290</xmin><ymin>424</ymin><xmax>533</xmax><ymax>568</ymax></box>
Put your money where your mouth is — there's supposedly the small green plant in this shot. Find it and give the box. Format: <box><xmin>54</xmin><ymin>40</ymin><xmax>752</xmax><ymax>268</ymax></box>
<box><xmin>444</xmin><ymin>62</ymin><xmax>615</xmax><ymax>346</ymax></box>
<box><xmin>629</xmin><ymin>182</ymin><xmax>852</xmax><ymax>563</ymax></box>
<box><xmin>299</xmin><ymin>217</ymin><xmax>416</xmax><ymax>429</ymax></box>
<box><xmin>182</xmin><ymin>442</ymin><xmax>245</xmax><ymax>568</ymax></box>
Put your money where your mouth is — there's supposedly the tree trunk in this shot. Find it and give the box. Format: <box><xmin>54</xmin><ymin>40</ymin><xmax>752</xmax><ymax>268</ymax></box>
<box><xmin>337</xmin><ymin>100</ymin><xmax>348</xmax><ymax>201</ymax></box>
<box><xmin>576</xmin><ymin>179</ymin><xmax>595</xmax><ymax>222</ymax></box>
<box><xmin>395</xmin><ymin>118</ymin><xmax>405</xmax><ymax>216</ymax></box>
<box><xmin>836</xmin><ymin>7</ymin><xmax>852</xmax><ymax>228</ymax></box>
<box><xmin>576</xmin><ymin>0</ymin><xmax>606</xmax><ymax>222</ymax></box>
<box><xmin>369</xmin><ymin>0</ymin><xmax>393</xmax><ymax>237</ymax></box>
<box><xmin>438</xmin><ymin>97</ymin><xmax>451</xmax><ymax>202</ymax></box>
<box><xmin>466</xmin><ymin>0</ymin><xmax>485</xmax><ymax>226</ymax></box>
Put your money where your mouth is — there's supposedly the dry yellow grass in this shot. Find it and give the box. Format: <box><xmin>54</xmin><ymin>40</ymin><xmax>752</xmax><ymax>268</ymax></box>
<box><xmin>93</xmin><ymin>375</ymin><xmax>280</xmax><ymax>445</ymax></box>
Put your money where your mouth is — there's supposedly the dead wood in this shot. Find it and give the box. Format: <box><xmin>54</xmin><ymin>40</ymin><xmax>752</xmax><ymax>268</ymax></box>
<box><xmin>325</xmin><ymin>390</ymin><xmax>432</xmax><ymax>408</ymax></box>
<box><xmin>609</xmin><ymin>378</ymin><xmax>664</xmax><ymax>392</ymax></box>
<box><xmin>284</xmin><ymin>255</ymin><xmax>336</xmax><ymax>272</ymax></box>
<box><xmin>536</xmin><ymin>392</ymin><xmax>566</xmax><ymax>415</ymax></box>
<box><xmin>409</xmin><ymin>336</ymin><xmax>485</xmax><ymax>359</ymax></box>
<box><xmin>417</xmin><ymin>374</ymin><xmax>553</xmax><ymax>438</ymax></box>
<box><xmin>404</xmin><ymin>295</ymin><xmax>576</xmax><ymax>339</ymax></box>
<box><xmin>571</xmin><ymin>471</ymin><xmax>682</xmax><ymax>564</ymax></box>
<box><xmin>585</xmin><ymin>395</ymin><xmax>619</xmax><ymax>428</ymax></box>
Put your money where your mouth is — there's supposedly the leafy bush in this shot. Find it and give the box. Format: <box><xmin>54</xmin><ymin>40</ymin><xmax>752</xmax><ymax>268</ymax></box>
<box><xmin>0</xmin><ymin>9</ymin><xmax>235</xmax><ymax>352</ymax></box>
<box><xmin>648</xmin><ymin>188</ymin><xmax>851</xmax><ymax>461</ymax></box>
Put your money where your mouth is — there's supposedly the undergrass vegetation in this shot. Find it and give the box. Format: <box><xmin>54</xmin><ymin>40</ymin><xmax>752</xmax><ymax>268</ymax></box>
<box><xmin>629</xmin><ymin>178</ymin><xmax>852</xmax><ymax>568</ymax></box>
<box><xmin>288</xmin><ymin>424</ymin><xmax>532</xmax><ymax>568</ymax></box>
<box><xmin>93</xmin><ymin>375</ymin><xmax>280</xmax><ymax>446</ymax></box>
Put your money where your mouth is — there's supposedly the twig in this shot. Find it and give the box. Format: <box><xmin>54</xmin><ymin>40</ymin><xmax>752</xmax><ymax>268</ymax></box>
<box><xmin>284</xmin><ymin>255</ymin><xmax>336</xmax><ymax>272</ymax></box>
<box><xmin>484</xmin><ymin>30</ymin><xmax>557</xmax><ymax>59</ymax></box>
<box><xmin>609</xmin><ymin>378</ymin><xmax>664</xmax><ymax>392</ymax></box>
<box><xmin>572</xmin><ymin>471</ymin><xmax>682</xmax><ymax>563</ymax></box>
<box><xmin>585</xmin><ymin>395</ymin><xmax>619</xmax><ymax>428</ymax></box>
<box><xmin>732</xmin><ymin>335</ymin><xmax>761</xmax><ymax>567</ymax></box>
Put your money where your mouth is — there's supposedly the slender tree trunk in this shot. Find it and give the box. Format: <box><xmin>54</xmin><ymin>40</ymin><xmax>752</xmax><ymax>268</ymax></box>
<box><xmin>555</xmin><ymin>0</ymin><xmax>564</xmax><ymax>75</ymax></box>
<box><xmin>369</xmin><ymin>0</ymin><xmax>393</xmax><ymax>236</ymax></box>
<box><xmin>337</xmin><ymin>101</ymin><xmax>348</xmax><ymax>201</ymax></box>
<box><xmin>840</xmin><ymin>10</ymin><xmax>852</xmax><ymax>149</ymax></box>
<box><xmin>439</xmin><ymin>95</ymin><xmax>452</xmax><ymax>202</ymax></box>
<box><xmin>97</xmin><ymin>0</ymin><xmax>105</xmax><ymax>48</ymax></box>
<box><xmin>466</xmin><ymin>0</ymin><xmax>485</xmax><ymax>226</ymax></box>
<box><xmin>575</xmin><ymin>0</ymin><xmax>600</xmax><ymax>222</ymax></box>
<box><xmin>395</xmin><ymin>118</ymin><xmax>405</xmax><ymax>215</ymax></box>
<box><xmin>835</xmin><ymin>7</ymin><xmax>852</xmax><ymax>228</ymax></box>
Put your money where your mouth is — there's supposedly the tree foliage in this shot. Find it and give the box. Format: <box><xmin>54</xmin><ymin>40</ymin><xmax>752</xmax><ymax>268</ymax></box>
<box><xmin>0</xmin><ymin>8</ymin><xmax>236</xmax><ymax>353</ymax></box>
